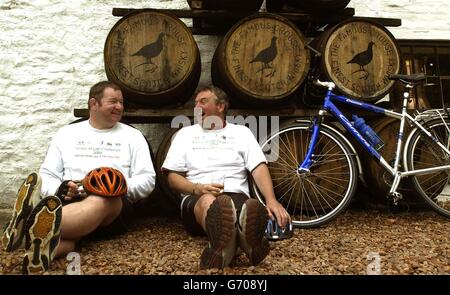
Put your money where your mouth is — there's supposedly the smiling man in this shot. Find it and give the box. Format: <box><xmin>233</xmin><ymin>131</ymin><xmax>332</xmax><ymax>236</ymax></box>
<box><xmin>162</xmin><ymin>85</ymin><xmax>290</xmax><ymax>269</ymax></box>
<box><xmin>2</xmin><ymin>81</ymin><xmax>156</xmax><ymax>274</ymax></box>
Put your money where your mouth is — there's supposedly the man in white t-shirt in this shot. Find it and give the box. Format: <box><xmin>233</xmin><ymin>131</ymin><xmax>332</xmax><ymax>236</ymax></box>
<box><xmin>2</xmin><ymin>81</ymin><xmax>156</xmax><ymax>274</ymax></box>
<box><xmin>162</xmin><ymin>85</ymin><xmax>290</xmax><ymax>269</ymax></box>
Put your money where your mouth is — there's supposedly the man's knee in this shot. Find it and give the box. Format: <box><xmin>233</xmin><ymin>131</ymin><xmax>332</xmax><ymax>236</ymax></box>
<box><xmin>194</xmin><ymin>194</ymin><xmax>215</xmax><ymax>216</ymax></box>
<box><xmin>85</xmin><ymin>195</ymin><xmax>123</xmax><ymax>215</ymax></box>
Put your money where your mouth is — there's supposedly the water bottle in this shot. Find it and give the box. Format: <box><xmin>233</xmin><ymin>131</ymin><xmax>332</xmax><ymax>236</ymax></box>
<box><xmin>351</xmin><ymin>115</ymin><xmax>385</xmax><ymax>151</ymax></box>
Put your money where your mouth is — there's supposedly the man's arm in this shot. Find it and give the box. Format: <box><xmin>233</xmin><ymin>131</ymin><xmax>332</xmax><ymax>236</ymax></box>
<box><xmin>126</xmin><ymin>135</ymin><xmax>156</xmax><ymax>202</ymax></box>
<box><xmin>167</xmin><ymin>172</ymin><xmax>223</xmax><ymax>197</ymax></box>
<box><xmin>251</xmin><ymin>163</ymin><xmax>290</xmax><ymax>227</ymax></box>
<box><xmin>40</xmin><ymin>138</ymin><xmax>65</xmax><ymax>197</ymax></box>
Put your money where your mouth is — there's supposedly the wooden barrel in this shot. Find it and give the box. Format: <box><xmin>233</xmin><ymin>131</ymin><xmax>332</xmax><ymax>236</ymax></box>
<box><xmin>104</xmin><ymin>10</ymin><xmax>201</xmax><ymax>108</ymax></box>
<box><xmin>266</xmin><ymin>0</ymin><xmax>350</xmax><ymax>12</ymax></box>
<box><xmin>307</xmin><ymin>19</ymin><xmax>401</xmax><ymax>102</ymax></box>
<box><xmin>211</xmin><ymin>13</ymin><xmax>310</xmax><ymax>107</ymax></box>
<box><xmin>358</xmin><ymin>117</ymin><xmax>425</xmax><ymax>207</ymax></box>
<box><xmin>155</xmin><ymin>128</ymin><xmax>181</xmax><ymax>206</ymax></box>
<box><xmin>187</xmin><ymin>0</ymin><xmax>263</xmax><ymax>10</ymax></box>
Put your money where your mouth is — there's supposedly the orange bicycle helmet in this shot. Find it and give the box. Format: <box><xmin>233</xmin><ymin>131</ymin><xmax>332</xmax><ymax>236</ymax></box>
<box><xmin>82</xmin><ymin>167</ymin><xmax>127</xmax><ymax>198</ymax></box>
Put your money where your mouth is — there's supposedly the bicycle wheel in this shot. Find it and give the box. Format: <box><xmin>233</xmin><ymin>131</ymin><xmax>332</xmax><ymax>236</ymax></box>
<box><xmin>251</xmin><ymin>120</ymin><xmax>358</xmax><ymax>227</ymax></box>
<box><xmin>405</xmin><ymin>117</ymin><xmax>450</xmax><ymax>218</ymax></box>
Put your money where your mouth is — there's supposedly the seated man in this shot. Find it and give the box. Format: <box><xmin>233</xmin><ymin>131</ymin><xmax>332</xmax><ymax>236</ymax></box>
<box><xmin>162</xmin><ymin>85</ymin><xmax>290</xmax><ymax>269</ymax></box>
<box><xmin>2</xmin><ymin>81</ymin><xmax>156</xmax><ymax>274</ymax></box>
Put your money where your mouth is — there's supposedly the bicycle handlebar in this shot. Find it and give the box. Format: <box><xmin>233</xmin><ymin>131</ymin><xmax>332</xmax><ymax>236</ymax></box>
<box><xmin>314</xmin><ymin>73</ymin><xmax>427</xmax><ymax>91</ymax></box>
<box><xmin>314</xmin><ymin>79</ymin><xmax>336</xmax><ymax>90</ymax></box>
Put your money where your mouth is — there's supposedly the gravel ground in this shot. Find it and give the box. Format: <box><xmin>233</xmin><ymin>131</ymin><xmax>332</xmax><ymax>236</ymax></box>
<box><xmin>1</xmin><ymin>208</ymin><xmax>448</xmax><ymax>275</ymax></box>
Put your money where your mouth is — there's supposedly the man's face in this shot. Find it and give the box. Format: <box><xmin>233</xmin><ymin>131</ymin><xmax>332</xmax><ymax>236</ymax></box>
<box><xmin>194</xmin><ymin>90</ymin><xmax>224</xmax><ymax>124</ymax></box>
<box><xmin>91</xmin><ymin>87</ymin><xmax>124</xmax><ymax>128</ymax></box>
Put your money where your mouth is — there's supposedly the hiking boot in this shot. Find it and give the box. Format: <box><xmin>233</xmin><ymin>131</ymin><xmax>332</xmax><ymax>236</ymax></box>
<box><xmin>2</xmin><ymin>173</ymin><xmax>42</xmax><ymax>252</ymax></box>
<box><xmin>22</xmin><ymin>196</ymin><xmax>62</xmax><ymax>274</ymax></box>
<box><xmin>237</xmin><ymin>199</ymin><xmax>270</xmax><ymax>266</ymax></box>
<box><xmin>200</xmin><ymin>195</ymin><xmax>237</xmax><ymax>269</ymax></box>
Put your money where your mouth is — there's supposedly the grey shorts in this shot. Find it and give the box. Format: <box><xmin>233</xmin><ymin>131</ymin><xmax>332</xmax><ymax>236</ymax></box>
<box><xmin>180</xmin><ymin>192</ymin><xmax>249</xmax><ymax>236</ymax></box>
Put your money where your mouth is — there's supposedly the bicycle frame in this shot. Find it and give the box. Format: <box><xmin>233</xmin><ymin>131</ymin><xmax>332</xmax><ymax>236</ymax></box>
<box><xmin>299</xmin><ymin>85</ymin><xmax>450</xmax><ymax>196</ymax></box>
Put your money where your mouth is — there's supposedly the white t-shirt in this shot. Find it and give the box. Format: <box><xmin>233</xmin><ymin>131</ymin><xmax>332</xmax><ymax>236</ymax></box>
<box><xmin>162</xmin><ymin>123</ymin><xmax>266</xmax><ymax>197</ymax></box>
<box><xmin>40</xmin><ymin>120</ymin><xmax>156</xmax><ymax>202</ymax></box>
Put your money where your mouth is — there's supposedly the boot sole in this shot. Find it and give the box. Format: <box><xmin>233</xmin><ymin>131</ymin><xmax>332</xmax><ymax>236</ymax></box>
<box><xmin>238</xmin><ymin>199</ymin><xmax>270</xmax><ymax>265</ymax></box>
<box><xmin>200</xmin><ymin>195</ymin><xmax>237</xmax><ymax>269</ymax></box>
<box><xmin>22</xmin><ymin>196</ymin><xmax>62</xmax><ymax>274</ymax></box>
<box><xmin>2</xmin><ymin>173</ymin><xmax>41</xmax><ymax>252</ymax></box>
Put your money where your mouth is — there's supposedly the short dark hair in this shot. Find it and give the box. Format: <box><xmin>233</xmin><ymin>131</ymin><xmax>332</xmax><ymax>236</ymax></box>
<box><xmin>194</xmin><ymin>85</ymin><xmax>230</xmax><ymax>115</ymax></box>
<box><xmin>88</xmin><ymin>81</ymin><xmax>121</xmax><ymax>110</ymax></box>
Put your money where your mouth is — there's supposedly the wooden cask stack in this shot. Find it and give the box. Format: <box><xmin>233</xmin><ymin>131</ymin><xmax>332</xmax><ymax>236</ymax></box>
<box><xmin>303</xmin><ymin>18</ymin><xmax>401</xmax><ymax>105</ymax></box>
<box><xmin>212</xmin><ymin>13</ymin><xmax>310</xmax><ymax>107</ymax></box>
<box><xmin>104</xmin><ymin>10</ymin><xmax>201</xmax><ymax>108</ymax></box>
<box><xmin>104</xmin><ymin>2</ymin><xmax>402</xmax><ymax>108</ymax></box>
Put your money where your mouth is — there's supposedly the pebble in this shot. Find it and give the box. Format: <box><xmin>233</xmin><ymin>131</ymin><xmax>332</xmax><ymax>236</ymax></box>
<box><xmin>1</xmin><ymin>211</ymin><xmax>448</xmax><ymax>274</ymax></box>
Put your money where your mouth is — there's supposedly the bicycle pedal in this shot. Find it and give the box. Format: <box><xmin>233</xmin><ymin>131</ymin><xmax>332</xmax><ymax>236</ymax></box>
<box><xmin>387</xmin><ymin>192</ymin><xmax>403</xmax><ymax>205</ymax></box>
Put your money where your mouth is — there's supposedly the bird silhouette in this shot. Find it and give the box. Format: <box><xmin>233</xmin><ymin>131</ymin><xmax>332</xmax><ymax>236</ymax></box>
<box><xmin>131</xmin><ymin>32</ymin><xmax>165</xmax><ymax>73</ymax></box>
<box><xmin>347</xmin><ymin>41</ymin><xmax>375</xmax><ymax>80</ymax></box>
<box><xmin>250</xmin><ymin>36</ymin><xmax>278</xmax><ymax>77</ymax></box>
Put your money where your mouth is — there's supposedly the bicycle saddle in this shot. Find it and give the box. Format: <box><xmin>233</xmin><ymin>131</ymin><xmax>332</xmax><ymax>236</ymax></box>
<box><xmin>388</xmin><ymin>73</ymin><xmax>426</xmax><ymax>83</ymax></box>
<box><xmin>265</xmin><ymin>218</ymin><xmax>294</xmax><ymax>241</ymax></box>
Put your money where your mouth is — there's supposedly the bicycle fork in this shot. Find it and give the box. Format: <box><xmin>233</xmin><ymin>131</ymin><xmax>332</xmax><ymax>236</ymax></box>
<box><xmin>298</xmin><ymin>110</ymin><xmax>326</xmax><ymax>173</ymax></box>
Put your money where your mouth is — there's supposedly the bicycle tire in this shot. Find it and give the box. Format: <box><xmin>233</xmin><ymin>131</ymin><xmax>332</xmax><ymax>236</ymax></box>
<box><xmin>251</xmin><ymin>120</ymin><xmax>358</xmax><ymax>227</ymax></box>
<box><xmin>405</xmin><ymin>117</ymin><xmax>450</xmax><ymax>218</ymax></box>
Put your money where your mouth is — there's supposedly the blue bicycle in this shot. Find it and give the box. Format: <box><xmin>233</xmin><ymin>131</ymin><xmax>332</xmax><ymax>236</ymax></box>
<box><xmin>252</xmin><ymin>73</ymin><xmax>450</xmax><ymax>227</ymax></box>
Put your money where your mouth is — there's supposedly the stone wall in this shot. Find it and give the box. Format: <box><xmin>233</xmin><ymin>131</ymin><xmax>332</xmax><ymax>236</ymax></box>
<box><xmin>350</xmin><ymin>0</ymin><xmax>450</xmax><ymax>39</ymax></box>
<box><xmin>0</xmin><ymin>0</ymin><xmax>449</xmax><ymax>207</ymax></box>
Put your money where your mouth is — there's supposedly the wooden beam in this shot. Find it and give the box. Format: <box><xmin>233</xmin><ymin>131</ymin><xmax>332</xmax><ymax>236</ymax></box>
<box><xmin>112</xmin><ymin>7</ymin><xmax>356</xmax><ymax>17</ymax></box>
<box><xmin>112</xmin><ymin>7</ymin><xmax>401</xmax><ymax>27</ymax></box>
<box><xmin>74</xmin><ymin>107</ymin><xmax>319</xmax><ymax>123</ymax></box>
<box><xmin>350</xmin><ymin>16</ymin><xmax>401</xmax><ymax>27</ymax></box>
<box><xmin>112</xmin><ymin>8</ymin><xmax>256</xmax><ymax>18</ymax></box>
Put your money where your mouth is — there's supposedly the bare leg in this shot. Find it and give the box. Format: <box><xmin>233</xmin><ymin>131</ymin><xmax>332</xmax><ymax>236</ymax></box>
<box><xmin>194</xmin><ymin>194</ymin><xmax>215</xmax><ymax>231</ymax></box>
<box><xmin>55</xmin><ymin>239</ymin><xmax>78</xmax><ymax>258</ymax></box>
<box><xmin>60</xmin><ymin>196</ymin><xmax>122</xmax><ymax>240</ymax></box>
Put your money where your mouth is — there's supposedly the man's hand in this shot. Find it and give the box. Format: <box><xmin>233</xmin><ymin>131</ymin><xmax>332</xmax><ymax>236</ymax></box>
<box><xmin>65</xmin><ymin>180</ymin><xmax>86</xmax><ymax>201</ymax></box>
<box><xmin>197</xmin><ymin>183</ymin><xmax>224</xmax><ymax>196</ymax></box>
<box><xmin>167</xmin><ymin>172</ymin><xmax>225</xmax><ymax>198</ymax></box>
<box><xmin>265</xmin><ymin>199</ymin><xmax>291</xmax><ymax>229</ymax></box>
<box><xmin>56</xmin><ymin>180</ymin><xmax>86</xmax><ymax>202</ymax></box>
<box><xmin>194</xmin><ymin>183</ymin><xmax>224</xmax><ymax>197</ymax></box>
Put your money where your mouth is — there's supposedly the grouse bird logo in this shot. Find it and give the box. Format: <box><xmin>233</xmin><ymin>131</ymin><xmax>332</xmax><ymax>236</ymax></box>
<box><xmin>131</xmin><ymin>32</ymin><xmax>165</xmax><ymax>73</ymax></box>
<box><xmin>347</xmin><ymin>41</ymin><xmax>375</xmax><ymax>80</ymax></box>
<box><xmin>250</xmin><ymin>36</ymin><xmax>278</xmax><ymax>78</ymax></box>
